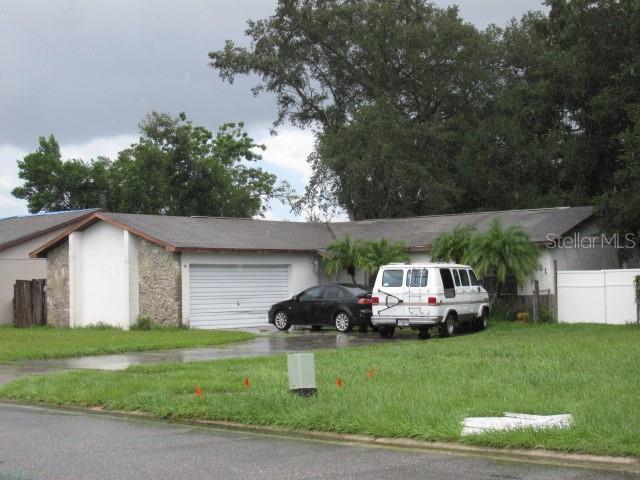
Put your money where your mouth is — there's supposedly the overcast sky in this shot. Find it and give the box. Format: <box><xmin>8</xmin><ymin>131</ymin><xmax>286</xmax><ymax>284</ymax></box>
<box><xmin>0</xmin><ymin>0</ymin><xmax>547</xmax><ymax>219</ymax></box>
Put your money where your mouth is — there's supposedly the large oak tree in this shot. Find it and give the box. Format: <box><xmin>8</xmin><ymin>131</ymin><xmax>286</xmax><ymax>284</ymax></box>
<box><xmin>210</xmin><ymin>0</ymin><xmax>640</xmax><ymax>231</ymax></box>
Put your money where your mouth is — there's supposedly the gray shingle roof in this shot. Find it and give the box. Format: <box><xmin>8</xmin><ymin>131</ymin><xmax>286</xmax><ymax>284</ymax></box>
<box><xmin>31</xmin><ymin>206</ymin><xmax>596</xmax><ymax>256</ymax></box>
<box><xmin>0</xmin><ymin>209</ymin><xmax>98</xmax><ymax>251</ymax></box>
<box><xmin>102</xmin><ymin>212</ymin><xmax>335</xmax><ymax>252</ymax></box>
<box><xmin>330</xmin><ymin>206</ymin><xmax>595</xmax><ymax>249</ymax></box>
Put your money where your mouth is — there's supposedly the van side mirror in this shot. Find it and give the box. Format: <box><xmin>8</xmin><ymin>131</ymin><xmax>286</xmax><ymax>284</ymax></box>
<box><xmin>478</xmin><ymin>278</ymin><xmax>485</xmax><ymax>287</ymax></box>
<box><xmin>292</xmin><ymin>295</ymin><xmax>298</xmax><ymax>302</ymax></box>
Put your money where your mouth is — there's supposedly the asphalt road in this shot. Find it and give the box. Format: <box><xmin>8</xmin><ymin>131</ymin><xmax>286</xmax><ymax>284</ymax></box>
<box><xmin>0</xmin><ymin>403</ymin><xmax>637</xmax><ymax>480</ymax></box>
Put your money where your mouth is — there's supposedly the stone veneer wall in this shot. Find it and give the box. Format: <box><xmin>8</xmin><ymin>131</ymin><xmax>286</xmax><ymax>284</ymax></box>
<box><xmin>138</xmin><ymin>239</ymin><xmax>182</xmax><ymax>326</ymax></box>
<box><xmin>46</xmin><ymin>241</ymin><xmax>70</xmax><ymax>327</ymax></box>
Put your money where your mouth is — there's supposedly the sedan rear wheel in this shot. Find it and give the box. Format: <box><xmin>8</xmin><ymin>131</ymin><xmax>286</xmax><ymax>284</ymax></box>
<box><xmin>273</xmin><ymin>311</ymin><xmax>291</xmax><ymax>331</ymax></box>
<box><xmin>334</xmin><ymin>311</ymin><xmax>353</xmax><ymax>333</ymax></box>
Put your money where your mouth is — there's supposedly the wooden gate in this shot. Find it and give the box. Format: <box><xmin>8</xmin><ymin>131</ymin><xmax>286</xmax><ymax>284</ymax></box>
<box><xmin>13</xmin><ymin>279</ymin><xmax>47</xmax><ymax>328</ymax></box>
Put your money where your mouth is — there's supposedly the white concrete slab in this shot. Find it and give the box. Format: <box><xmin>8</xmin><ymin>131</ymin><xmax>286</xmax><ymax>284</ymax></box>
<box><xmin>462</xmin><ymin>412</ymin><xmax>573</xmax><ymax>436</ymax></box>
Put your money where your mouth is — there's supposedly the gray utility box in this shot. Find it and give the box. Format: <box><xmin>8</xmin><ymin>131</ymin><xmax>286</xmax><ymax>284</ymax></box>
<box><xmin>287</xmin><ymin>353</ymin><xmax>317</xmax><ymax>396</ymax></box>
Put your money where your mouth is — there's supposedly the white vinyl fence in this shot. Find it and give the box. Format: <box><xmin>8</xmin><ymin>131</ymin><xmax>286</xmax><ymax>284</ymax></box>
<box><xmin>557</xmin><ymin>269</ymin><xmax>640</xmax><ymax>324</ymax></box>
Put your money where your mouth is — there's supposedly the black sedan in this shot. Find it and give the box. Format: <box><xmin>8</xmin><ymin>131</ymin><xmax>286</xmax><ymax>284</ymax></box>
<box><xmin>268</xmin><ymin>284</ymin><xmax>373</xmax><ymax>333</ymax></box>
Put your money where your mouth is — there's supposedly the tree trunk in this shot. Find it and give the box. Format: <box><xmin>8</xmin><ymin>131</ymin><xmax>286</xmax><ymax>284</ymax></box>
<box><xmin>347</xmin><ymin>265</ymin><xmax>357</xmax><ymax>285</ymax></box>
<box><xmin>490</xmin><ymin>283</ymin><xmax>502</xmax><ymax>306</ymax></box>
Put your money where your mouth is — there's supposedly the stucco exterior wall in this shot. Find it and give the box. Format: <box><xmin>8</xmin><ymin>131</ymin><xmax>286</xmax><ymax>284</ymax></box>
<box><xmin>138</xmin><ymin>239</ymin><xmax>181</xmax><ymax>326</ymax></box>
<box><xmin>0</xmin><ymin>231</ymin><xmax>65</xmax><ymax>325</ymax></box>
<box><xmin>71</xmin><ymin>224</ymin><xmax>130</xmax><ymax>328</ymax></box>
<box><xmin>46</xmin><ymin>241</ymin><xmax>70</xmax><ymax>327</ymax></box>
<box><xmin>519</xmin><ymin>219</ymin><xmax>621</xmax><ymax>295</ymax></box>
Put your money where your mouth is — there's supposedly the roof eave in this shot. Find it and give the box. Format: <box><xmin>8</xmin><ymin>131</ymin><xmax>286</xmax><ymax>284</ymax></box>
<box><xmin>174</xmin><ymin>246</ymin><xmax>322</xmax><ymax>255</ymax></box>
<box><xmin>0</xmin><ymin>209</ymin><xmax>101</xmax><ymax>254</ymax></box>
<box><xmin>29</xmin><ymin>211</ymin><xmax>174</xmax><ymax>258</ymax></box>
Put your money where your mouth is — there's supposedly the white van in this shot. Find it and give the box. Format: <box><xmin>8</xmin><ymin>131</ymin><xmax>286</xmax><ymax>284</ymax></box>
<box><xmin>371</xmin><ymin>263</ymin><xmax>490</xmax><ymax>339</ymax></box>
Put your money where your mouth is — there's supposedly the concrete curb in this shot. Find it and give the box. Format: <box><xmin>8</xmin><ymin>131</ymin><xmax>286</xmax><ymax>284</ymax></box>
<box><xmin>176</xmin><ymin>419</ymin><xmax>640</xmax><ymax>471</ymax></box>
<box><xmin>3</xmin><ymin>400</ymin><xmax>638</xmax><ymax>473</ymax></box>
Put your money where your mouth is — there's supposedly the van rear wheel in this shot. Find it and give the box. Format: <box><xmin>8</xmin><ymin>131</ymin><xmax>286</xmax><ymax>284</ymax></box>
<box><xmin>440</xmin><ymin>314</ymin><xmax>456</xmax><ymax>338</ymax></box>
<box><xmin>378</xmin><ymin>326</ymin><xmax>396</xmax><ymax>338</ymax></box>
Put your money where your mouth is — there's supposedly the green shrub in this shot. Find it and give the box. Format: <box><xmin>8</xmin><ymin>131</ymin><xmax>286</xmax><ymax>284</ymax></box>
<box><xmin>540</xmin><ymin>307</ymin><xmax>556</xmax><ymax>323</ymax></box>
<box><xmin>131</xmin><ymin>316</ymin><xmax>154</xmax><ymax>331</ymax></box>
<box><xmin>77</xmin><ymin>323</ymin><xmax>122</xmax><ymax>331</ymax></box>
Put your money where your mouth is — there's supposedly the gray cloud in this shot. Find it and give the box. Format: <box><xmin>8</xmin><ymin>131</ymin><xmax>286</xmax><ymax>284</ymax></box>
<box><xmin>0</xmin><ymin>0</ymin><xmax>279</xmax><ymax>148</ymax></box>
<box><xmin>1</xmin><ymin>0</ymin><xmax>547</xmax><ymax>149</ymax></box>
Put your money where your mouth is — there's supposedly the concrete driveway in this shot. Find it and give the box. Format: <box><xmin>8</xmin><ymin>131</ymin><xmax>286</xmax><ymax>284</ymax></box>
<box><xmin>1</xmin><ymin>403</ymin><xmax>637</xmax><ymax>480</ymax></box>
<box><xmin>0</xmin><ymin>328</ymin><xmax>398</xmax><ymax>386</ymax></box>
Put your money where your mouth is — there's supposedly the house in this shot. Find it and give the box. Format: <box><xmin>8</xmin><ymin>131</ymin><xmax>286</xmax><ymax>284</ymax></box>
<box><xmin>0</xmin><ymin>209</ymin><xmax>99</xmax><ymax>325</ymax></box>
<box><xmin>29</xmin><ymin>206</ymin><xmax>620</xmax><ymax>329</ymax></box>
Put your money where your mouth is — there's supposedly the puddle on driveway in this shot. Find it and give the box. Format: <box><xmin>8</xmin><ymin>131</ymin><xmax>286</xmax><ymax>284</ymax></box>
<box><xmin>0</xmin><ymin>329</ymin><xmax>409</xmax><ymax>384</ymax></box>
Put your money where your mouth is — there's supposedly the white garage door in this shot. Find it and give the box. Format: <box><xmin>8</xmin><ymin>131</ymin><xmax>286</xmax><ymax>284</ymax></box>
<box><xmin>188</xmin><ymin>264</ymin><xmax>289</xmax><ymax>329</ymax></box>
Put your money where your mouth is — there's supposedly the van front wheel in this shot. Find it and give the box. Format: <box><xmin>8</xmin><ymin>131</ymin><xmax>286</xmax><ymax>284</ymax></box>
<box><xmin>440</xmin><ymin>314</ymin><xmax>456</xmax><ymax>338</ymax></box>
<box><xmin>475</xmin><ymin>308</ymin><xmax>489</xmax><ymax>331</ymax></box>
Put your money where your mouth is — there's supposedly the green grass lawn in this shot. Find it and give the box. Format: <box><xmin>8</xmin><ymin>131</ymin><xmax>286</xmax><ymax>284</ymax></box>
<box><xmin>0</xmin><ymin>326</ymin><xmax>254</xmax><ymax>362</ymax></box>
<box><xmin>1</xmin><ymin>321</ymin><xmax>639</xmax><ymax>457</ymax></box>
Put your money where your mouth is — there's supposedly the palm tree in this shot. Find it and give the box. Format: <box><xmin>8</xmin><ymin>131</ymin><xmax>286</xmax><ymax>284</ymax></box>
<box><xmin>323</xmin><ymin>236</ymin><xmax>364</xmax><ymax>284</ymax></box>
<box><xmin>464</xmin><ymin>219</ymin><xmax>539</xmax><ymax>302</ymax></box>
<box><xmin>359</xmin><ymin>238</ymin><xmax>409</xmax><ymax>285</ymax></box>
<box><xmin>429</xmin><ymin>226</ymin><xmax>476</xmax><ymax>263</ymax></box>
